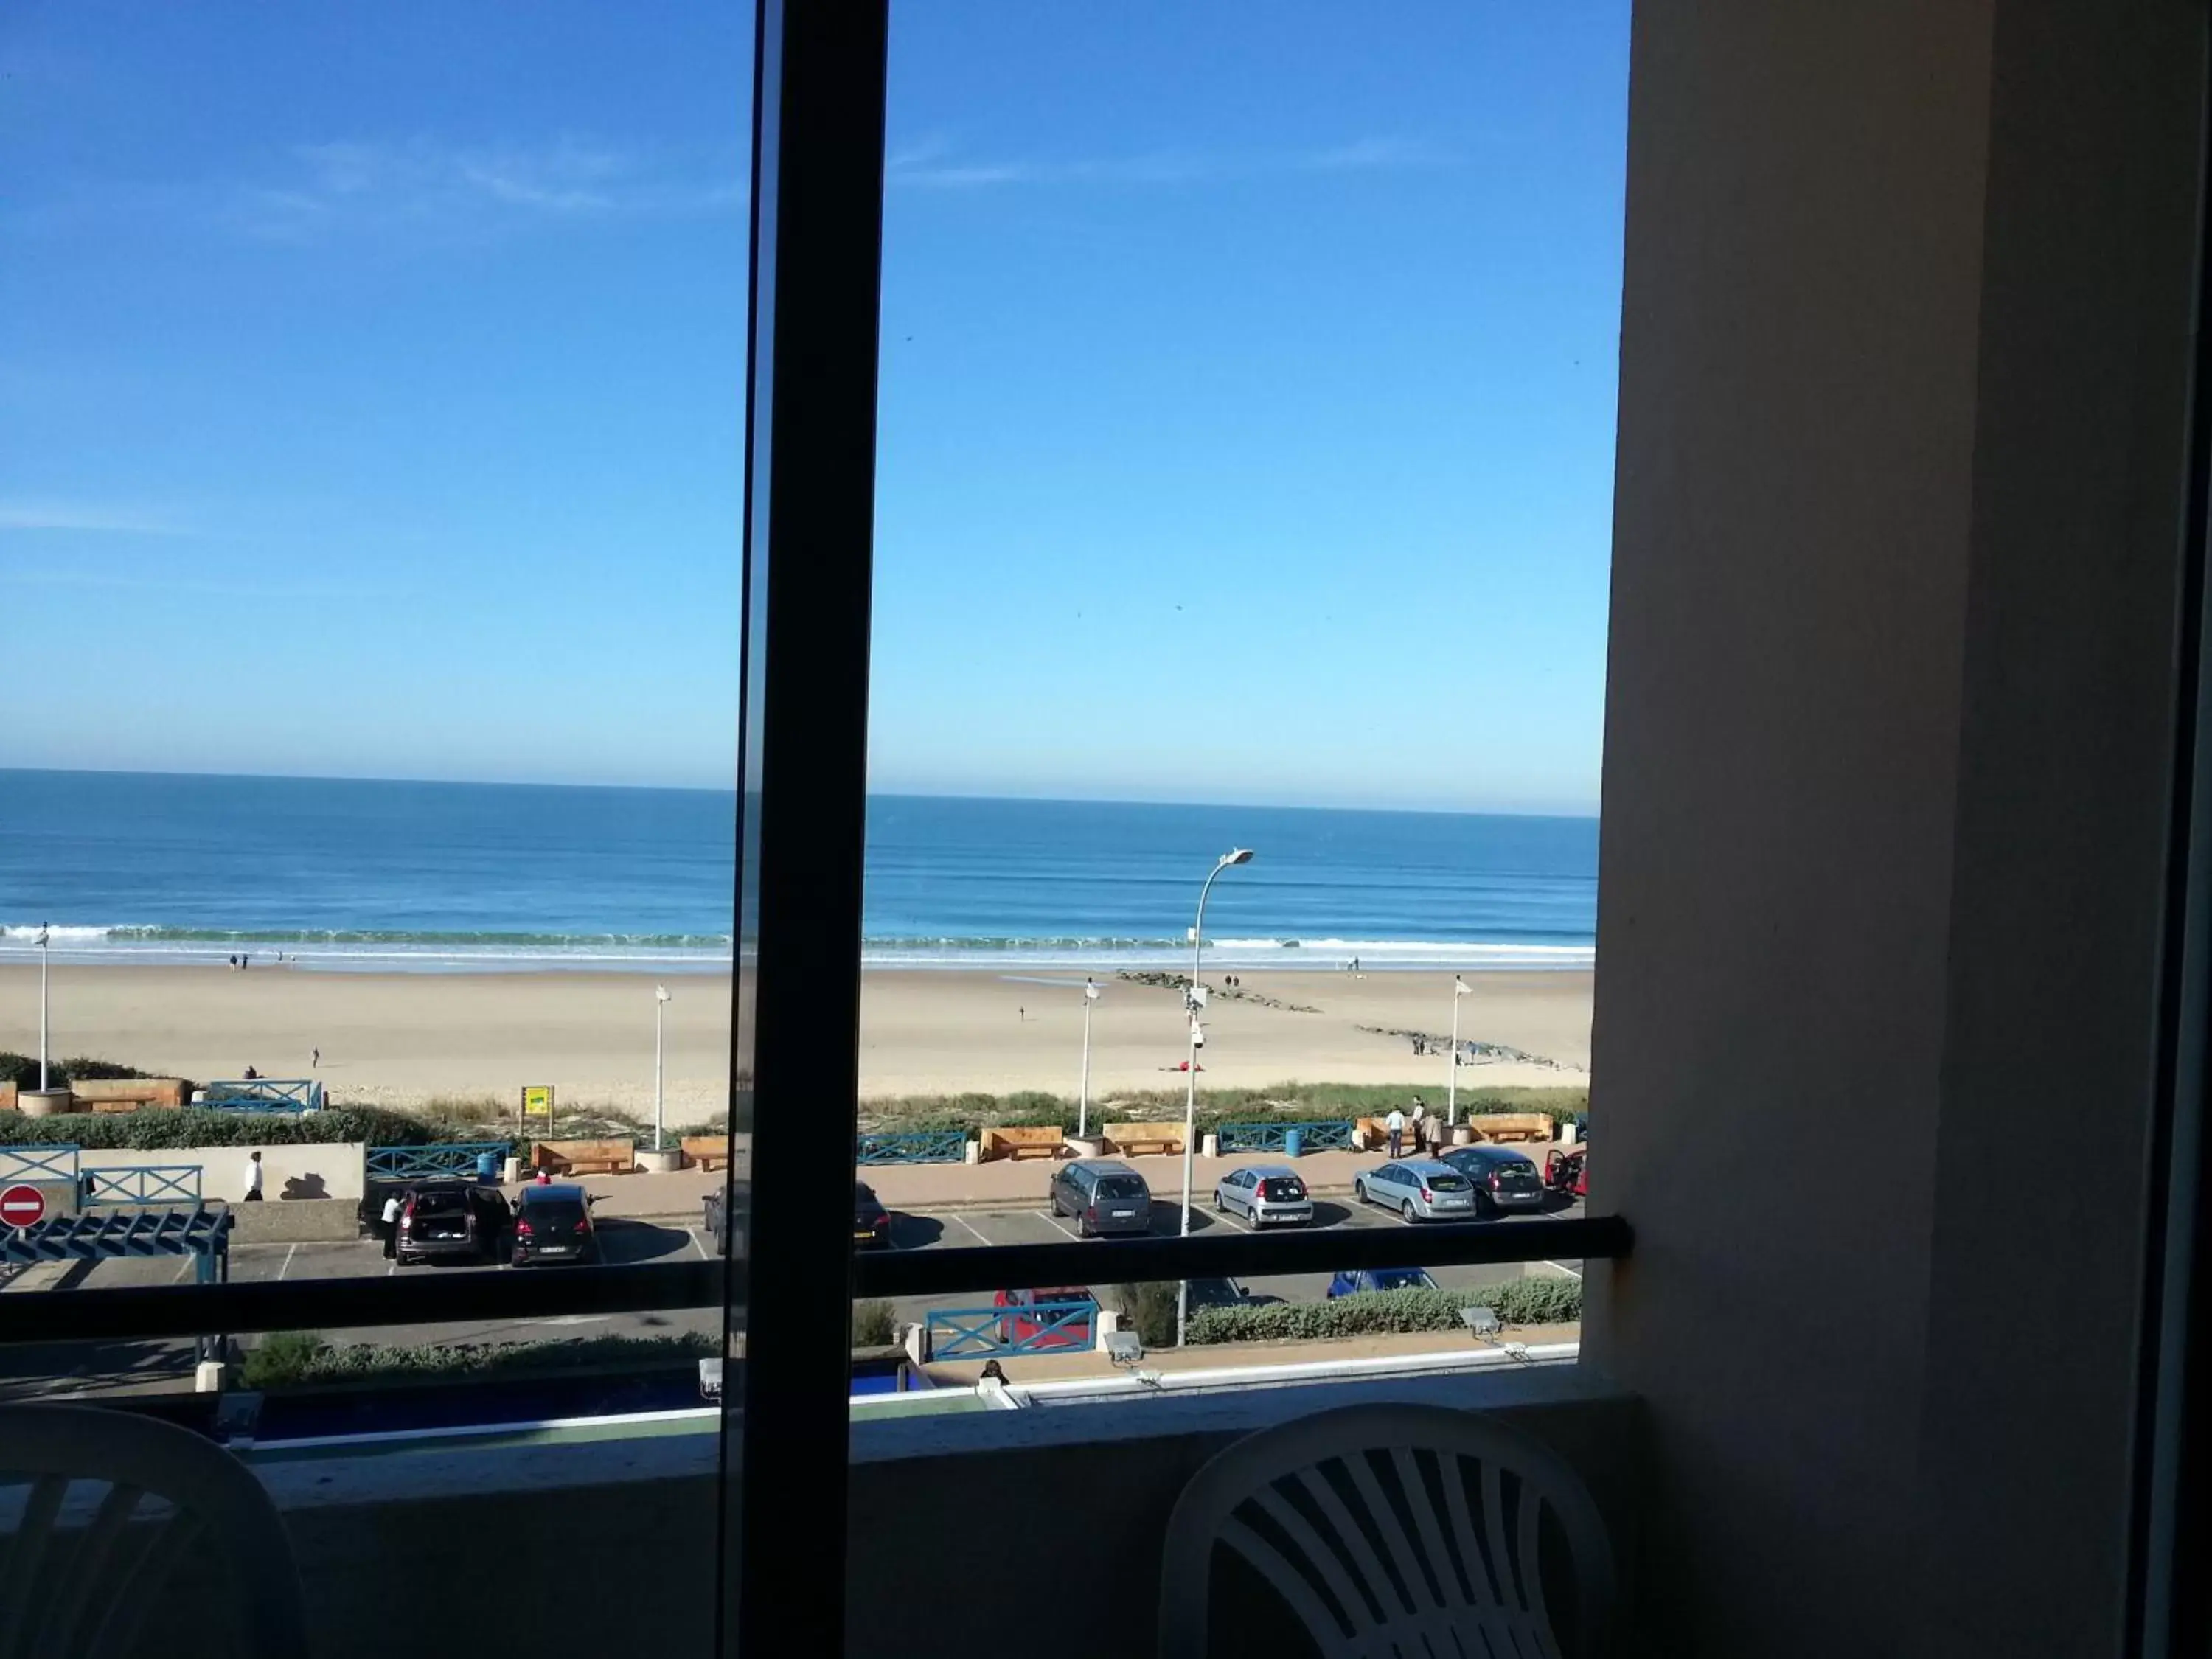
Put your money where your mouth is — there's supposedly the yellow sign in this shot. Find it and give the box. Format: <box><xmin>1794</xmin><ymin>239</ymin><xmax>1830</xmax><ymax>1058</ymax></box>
<box><xmin>522</xmin><ymin>1085</ymin><xmax>554</xmax><ymax>1119</ymax></box>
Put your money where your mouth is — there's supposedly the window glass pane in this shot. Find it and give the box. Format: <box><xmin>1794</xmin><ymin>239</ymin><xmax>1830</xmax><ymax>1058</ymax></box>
<box><xmin>3</xmin><ymin>4</ymin><xmax>751</xmax><ymax>1638</ymax></box>
<box><xmin>853</xmin><ymin>1</ymin><xmax>1620</xmax><ymax>1422</ymax></box>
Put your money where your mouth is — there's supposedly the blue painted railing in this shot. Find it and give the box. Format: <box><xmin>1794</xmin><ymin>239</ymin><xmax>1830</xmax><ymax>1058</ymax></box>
<box><xmin>1</xmin><ymin>1206</ymin><xmax>232</xmax><ymax>1286</ymax></box>
<box><xmin>366</xmin><ymin>1142</ymin><xmax>511</xmax><ymax>1182</ymax></box>
<box><xmin>1217</xmin><ymin>1120</ymin><xmax>1355</xmax><ymax>1155</ymax></box>
<box><xmin>0</xmin><ymin>1144</ymin><xmax>80</xmax><ymax>1186</ymax></box>
<box><xmin>928</xmin><ymin>1298</ymin><xmax>1097</xmax><ymax>1359</ymax></box>
<box><xmin>81</xmin><ymin>1164</ymin><xmax>203</xmax><ymax>1206</ymax></box>
<box><xmin>856</xmin><ymin>1130</ymin><xmax>969</xmax><ymax>1166</ymax></box>
<box><xmin>201</xmin><ymin>1078</ymin><xmax>324</xmax><ymax>1113</ymax></box>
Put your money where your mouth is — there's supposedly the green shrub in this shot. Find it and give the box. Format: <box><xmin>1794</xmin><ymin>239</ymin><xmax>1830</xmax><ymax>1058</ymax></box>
<box><xmin>851</xmin><ymin>1299</ymin><xmax>897</xmax><ymax>1348</ymax></box>
<box><xmin>0</xmin><ymin>1054</ymin><xmax>202</xmax><ymax>1092</ymax></box>
<box><xmin>0</xmin><ymin>1106</ymin><xmax>464</xmax><ymax>1150</ymax></box>
<box><xmin>238</xmin><ymin>1329</ymin><xmax>332</xmax><ymax>1389</ymax></box>
<box><xmin>1110</xmin><ymin>1281</ymin><xmax>1180</xmax><ymax>1349</ymax></box>
<box><xmin>240</xmin><ymin>1331</ymin><xmax>717</xmax><ymax>1391</ymax></box>
<box><xmin>1186</xmin><ymin>1279</ymin><xmax>1582</xmax><ymax>1346</ymax></box>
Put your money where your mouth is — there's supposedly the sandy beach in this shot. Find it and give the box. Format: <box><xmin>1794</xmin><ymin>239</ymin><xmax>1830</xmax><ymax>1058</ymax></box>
<box><xmin>0</xmin><ymin>964</ymin><xmax>1591</xmax><ymax>1124</ymax></box>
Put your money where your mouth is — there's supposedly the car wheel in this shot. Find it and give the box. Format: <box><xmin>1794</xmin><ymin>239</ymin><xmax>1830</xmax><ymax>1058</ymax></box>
<box><xmin>1402</xmin><ymin>1199</ymin><xmax>1418</xmax><ymax>1222</ymax></box>
<box><xmin>1077</xmin><ymin>1214</ymin><xmax>1091</xmax><ymax>1239</ymax></box>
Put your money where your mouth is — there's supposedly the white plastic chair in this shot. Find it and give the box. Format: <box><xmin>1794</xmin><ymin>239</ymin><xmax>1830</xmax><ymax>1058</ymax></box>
<box><xmin>1158</xmin><ymin>1403</ymin><xmax>1617</xmax><ymax>1658</ymax></box>
<box><xmin>0</xmin><ymin>1404</ymin><xmax>309</xmax><ymax>1658</ymax></box>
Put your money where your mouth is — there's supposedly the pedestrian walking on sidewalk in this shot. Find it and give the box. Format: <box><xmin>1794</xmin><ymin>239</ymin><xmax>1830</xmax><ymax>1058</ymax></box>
<box><xmin>243</xmin><ymin>1150</ymin><xmax>265</xmax><ymax>1202</ymax></box>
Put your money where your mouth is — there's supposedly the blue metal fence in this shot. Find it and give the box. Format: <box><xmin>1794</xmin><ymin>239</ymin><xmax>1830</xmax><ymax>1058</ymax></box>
<box><xmin>1217</xmin><ymin>1120</ymin><xmax>1355</xmax><ymax>1155</ymax></box>
<box><xmin>366</xmin><ymin>1142</ymin><xmax>511</xmax><ymax>1182</ymax></box>
<box><xmin>856</xmin><ymin>1130</ymin><xmax>968</xmax><ymax>1166</ymax></box>
<box><xmin>0</xmin><ymin>1206</ymin><xmax>232</xmax><ymax>1284</ymax></box>
<box><xmin>80</xmin><ymin>1164</ymin><xmax>203</xmax><ymax>1206</ymax></box>
<box><xmin>201</xmin><ymin>1078</ymin><xmax>324</xmax><ymax>1113</ymax></box>
<box><xmin>0</xmin><ymin>1144</ymin><xmax>80</xmax><ymax>1186</ymax></box>
<box><xmin>927</xmin><ymin>1298</ymin><xmax>1097</xmax><ymax>1358</ymax></box>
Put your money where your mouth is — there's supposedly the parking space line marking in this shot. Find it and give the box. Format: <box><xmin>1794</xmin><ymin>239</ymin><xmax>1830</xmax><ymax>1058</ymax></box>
<box><xmin>1034</xmin><ymin>1208</ymin><xmax>1083</xmax><ymax>1242</ymax></box>
<box><xmin>278</xmin><ymin>1244</ymin><xmax>298</xmax><ymax>1281</ymax></box>
<box><xmin>687</xmin><ymin>1228</ymin><xmax>708</xmax><ymax>1262</ymax></box>
<box><xmin>950</xmin><ymin>1213</ymin><xmax>994</xmax><ymax>1248</ymax></box>
<box><xmin>1542</xmin><ymin>1260</ymin><xmax>1584</xmax><ymax>1279</ymax></box>
<box><xmin>170</xmin><ymin>1258</ymin><xmax>195</xmax><ymax>1284</ymax></box>
<box><xmin>1210</xmin><ymin>1206</ymin><xmax>1254</xmax><ymax>1232</ymax></box>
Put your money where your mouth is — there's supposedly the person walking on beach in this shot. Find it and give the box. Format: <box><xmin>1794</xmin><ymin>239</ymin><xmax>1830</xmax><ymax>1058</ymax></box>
<box><xmin>243</xmin><ymin>1150</ymin><xmax>265</xmax><ymax>1203</ymax></box>
<box><xmin>311</xmin><ymin>1047</ymin><xmax>320</xmax><ymax>1069</ymax></box>
<box><xmin>1385</xmin><ymin>1107</ymin><xmax>1407</xmax><ymax>1160</ymax></box>
<box><xmin>380</xmin><ymin>1192</ymin><xmax>402</xmax><ymax>1259</ymax></box>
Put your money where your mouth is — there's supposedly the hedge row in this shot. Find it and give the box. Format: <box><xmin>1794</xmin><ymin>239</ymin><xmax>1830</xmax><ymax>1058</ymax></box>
<box><xmin>0</xmin><ymin>1106</ymin><xmax>484</xmax><ymax>1151</ymax></box>
<box><xmin>238</xmin><ymin>1330</ymin><xmax>718</xmax><ymax>1391</ymax></box>
<box><xmin>1185</xmin><ymin>1279</ymin><xmax>1582</xmax><ymax>1346</ymax></box>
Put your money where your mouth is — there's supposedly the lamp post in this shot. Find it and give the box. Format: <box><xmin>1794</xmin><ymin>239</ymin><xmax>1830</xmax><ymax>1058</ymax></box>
<box><xmin>1079</xmin><ymin>978</ymin><xmax>1099</xmax><ymax>1139</ymax></box>
<box><xmin>1448</xmin><ymin>975</ymin><xmax>1472</xmax><ymax>1125</ymax></box>
<box><xmin>1178</xmin><ymin>848</ymin><xmax>1254</xmax><ymax>1347</ymax></box>
<box><xmin>38</xmin><ymin>922</ymin><xmax>50</xmax><ymax>1092</ymax></box>
<box><xmin>654</xmin><ymin>984</ymin><xmax>671</xmax><ymax>1151</ymax></box>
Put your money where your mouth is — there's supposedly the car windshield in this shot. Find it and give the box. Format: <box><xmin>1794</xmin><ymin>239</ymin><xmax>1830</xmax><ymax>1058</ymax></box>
<box><xmin>1495</xmin><ymin>1161</ymin><xmax>1538</xmax><ymax>1178</ymax></box>
<box><xmin>1371</xmin><ymin>1270</ymin><xmax>1431</xmax><ymax>1291</ymax></box>
<box><xmin>527</xmin><ymin>1200</ymin><xmax>587</xmax><ymax>1228</ymax></box>
<box><xmin>1425</xmin><ymin>1174</ymin><xmax>1472</xmax><ymax>1192</ymax></box>
<box><xmin>854</xmin><ymin>1184</ymin><xmax>880</xmax><ymax>1208</ymax></box>
<box><xmin>1094</xmin><ymin>1176</ymin><xmax>1146</xmax><ymax>1200</ymax></box>
<box><xmin>410</xmin><ymin>1190</ymin><xmax>467</xmax><ymax>1214</ymax></box>
<box><xmin>1259</xmin><ymin>1178</ymin><xmax>1306</xmax><ymax>1200</ymax></box>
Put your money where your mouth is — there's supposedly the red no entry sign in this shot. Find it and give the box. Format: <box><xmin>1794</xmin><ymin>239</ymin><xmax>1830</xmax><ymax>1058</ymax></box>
<box><xmin>0</xmin><ymin>1184</ymin><xmax>45</xmax><ymax>1228</ymax></box>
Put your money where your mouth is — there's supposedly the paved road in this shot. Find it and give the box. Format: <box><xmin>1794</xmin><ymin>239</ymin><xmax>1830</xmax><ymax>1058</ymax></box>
<box><xmin>1</xmin><ymin>1188</ymin><xmax>1579</xmax><ymax>1395</ymax></box>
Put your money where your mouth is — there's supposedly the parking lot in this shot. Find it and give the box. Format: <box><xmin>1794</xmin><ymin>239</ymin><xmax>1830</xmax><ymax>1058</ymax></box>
<box><xmin>879</xmin><ymin>1189</ymin><xmax>1584</xmax><ymax>1326</ymax></box>
<box><xmin>1</xmin><ymin>1178</ymin><xmax>1579</xmax><ymax>1395</ymax></box>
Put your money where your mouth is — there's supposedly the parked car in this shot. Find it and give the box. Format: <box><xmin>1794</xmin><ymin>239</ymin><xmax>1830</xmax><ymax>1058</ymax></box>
<box><xmin>1352</xmin><ymin>1158</ymin><xmax>1477</xmax><ymax>1221</ymax></box>
<box><xmin>1441</xmin><ymin>1144</ymin><xmax>1548</xmax><ymax>1217</ymax></box>
<box><xmin>1048</xmin><ymin>1159</ymin><xmax>1153</xmax><ymax>1237</ymax></box>
<box><xmin>992</xmin><ymin>1286</ymin><xmax>1099</xmax><ymax>1349</ymax></box>
<box><xmin>855</xmin><ymin>1180</ymin><xmax>892</xmax><ymax>1249</ymax></box>
<box><xmin>512</xmin><ymin>1181</ymin><xmax>599</xmax><ymax>1265</ymax></box>
<box><xmin>1546</xmin><ymin>1144</ymin><xmax>1588</xmax><ymax>1200</ymax></box>
<box><xmin>1211</xmin><ymin>1164</ymin><xmax>1315</xmax><ymax>1227</ymax></box>
<box><xmin>394</xmin><ymin>1181</ymin><xmax>510</xmax><ymax>1265</ymax></box>
<box><xmin>1326</xmin><ymin>1267</ymin><xmax>1441</xmax><ymax>1298</ymax></box>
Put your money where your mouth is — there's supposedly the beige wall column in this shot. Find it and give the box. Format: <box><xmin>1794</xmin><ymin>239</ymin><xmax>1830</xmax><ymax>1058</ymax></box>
<box><xmin>1587</xmin><ymin>1</ymin><xmax>2204</xmax><ymax>1652</ymax></box>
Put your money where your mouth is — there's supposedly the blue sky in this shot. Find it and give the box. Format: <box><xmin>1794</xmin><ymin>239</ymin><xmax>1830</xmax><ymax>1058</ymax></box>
<box><xmin>1</xmin><ymin>2</ymin><xmax>1628</xmax><ymax>814</ymax></box>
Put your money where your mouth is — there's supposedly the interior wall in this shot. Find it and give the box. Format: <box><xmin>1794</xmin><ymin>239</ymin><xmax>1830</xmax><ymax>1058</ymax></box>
<box><xmin>1587</xmin><ymin>0</ymin><xmax>2204</xmax><ymax>1653</ymax></box>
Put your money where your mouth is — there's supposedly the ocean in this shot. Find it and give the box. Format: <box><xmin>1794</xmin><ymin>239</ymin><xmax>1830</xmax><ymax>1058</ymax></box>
<box><xmin>0</xmin><ymin>771</ymin><xmax>1596</xmax><ymax>974</ymax></box>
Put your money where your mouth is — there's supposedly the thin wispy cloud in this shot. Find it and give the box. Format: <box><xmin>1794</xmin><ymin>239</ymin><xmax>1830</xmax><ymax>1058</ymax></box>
<box><xmin>0</xmin><ymin>566</ymin><xmax>400</xmax><ymax>604</ymax></box>
<box><xmin>0</xmin><ymin>502</ymin><xmax>189</xmax><ymax>536</ymax></box>
<box><xmin>230</xmin><ymin>136</ymin><xmax>747</xmax><ymax>242</ymax></box>
<box><xmin>886</xmin><ymin>134</ymin><xmax>1454</xmax><ymax>191</ymax></box>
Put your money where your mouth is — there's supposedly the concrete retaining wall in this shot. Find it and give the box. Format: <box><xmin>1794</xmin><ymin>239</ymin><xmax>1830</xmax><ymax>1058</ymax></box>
<box><xmin>75</xmin><ymin>1142</ymin><xmax>366</xmax><ymax>1203</ymax></box>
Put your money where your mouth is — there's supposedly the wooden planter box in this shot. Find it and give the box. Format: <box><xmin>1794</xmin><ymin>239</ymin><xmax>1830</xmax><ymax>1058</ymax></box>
<box><xmin>1102</xmin><ymin>1122</ymin><xmax>1186</xmax><ymax>1158</ymax></box>
<box><xmin>981</xmin><ymin>1125</ymin><xmax>1065</xmax><ymax>1161</ymax></box>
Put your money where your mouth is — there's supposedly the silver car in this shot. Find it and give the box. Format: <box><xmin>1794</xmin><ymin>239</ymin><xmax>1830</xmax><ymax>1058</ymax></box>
<box><xmin>1211</xmin><ymin>1164</ymin><xmax>1315</xmax><ymax>1227</ymax></box>
<box><xmin>1353</xmin><ymin>1158</ymin><xmax>1478</xmax><ymax>1221</ymax></box>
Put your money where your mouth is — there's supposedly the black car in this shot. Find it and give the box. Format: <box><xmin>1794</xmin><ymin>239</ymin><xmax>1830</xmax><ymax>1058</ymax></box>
<box><xmin>394</xmin><ymin>1181</ymin><xmax>510</xmax><ymax>1265</ymax></box>
<box><xmin>1441</xmin><ymin>1144</ymin><xmax>1548</xmax><ymax>1216</ymax></box>
<box><xmin>512</xmin><ymin>1182</ymin><xmax>599</xmax><ymax>1265</ymax></box>
<box><xmin>855</xmin><ymin>1181</ymin><xmax>892</xmax><ymax>1249</ymax></box>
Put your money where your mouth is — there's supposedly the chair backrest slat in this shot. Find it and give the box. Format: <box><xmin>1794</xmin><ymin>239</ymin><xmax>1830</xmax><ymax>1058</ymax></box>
<box><xmin>1158</xmin><ymin>1405</ymin><xmax>1617</xmax><ymax>1659</ymax></box>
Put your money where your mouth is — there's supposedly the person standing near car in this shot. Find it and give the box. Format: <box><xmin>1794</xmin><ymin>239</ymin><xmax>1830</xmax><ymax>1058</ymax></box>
<box><xmin>1385</xmin><ymin>1107</ymin><xmax>1407</xmax><ymax>1159</ymax></box>
<box><xmin>380</xmin><ymin>1192</ymin><xmax>403</xmax><ymax>1259</ymax></box>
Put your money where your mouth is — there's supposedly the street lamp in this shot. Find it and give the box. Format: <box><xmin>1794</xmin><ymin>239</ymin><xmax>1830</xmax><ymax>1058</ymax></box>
<box><xmin>1448</xmin><ymin>975</ymin><xmax>1472</xmax><ymax>1125</ymax></box>
<box><xmin>654</xmin><ymin>984</ymin><xmax>672</xmax><ymax>1151</ymax></box>
<box><xmin>37</xmin><ymin>922</ymin><xmax>50</xmax><ymax>1093</ymax></box>
<box><xmin>1078</xmin><ymin>978</ymin><xmax>1100</xmax><ymax>1140</ymax></box>
<box><xmin>1178</xmin><ymin>847</ymin><xmax>1254</xmax><ymax>1347</ymax></box>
